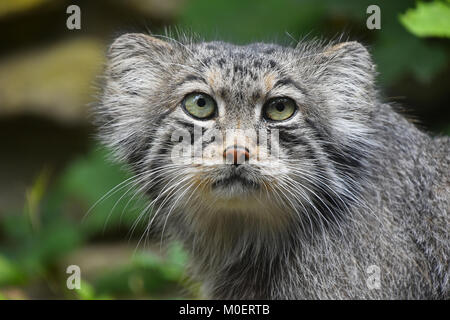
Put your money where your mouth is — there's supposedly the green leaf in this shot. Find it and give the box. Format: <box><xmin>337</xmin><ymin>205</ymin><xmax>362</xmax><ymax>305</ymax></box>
<box><xmin>373</xmin><ymin>32</ymin><xmax>447</xmax><ymax>84</ymax></box>
<box><xmin>163</xmin><ymin>242</ymin><xmax>188</xmax><ymax>281</ymax></box>
<box><xmin>48</xmin><ymin>145</ymin><xmax>147</xmax><ymax>236</ymax></box>
<box><xmin>76</xmin><ymin>280</ymin><xmax>95</xmax><ymax>300</ymax></box>
<box><xmin>399</xmin><ymin>1</ymin><xmax>450</xmax><ymax>38</ymax></box>
<box><xmin>19</xmin><ymin>221</ymin><xmax>83</xmax><ymax>273</ymax></box>
<box><xmin>0</xmin><ymin>255</ymin><xmax>25</xmax><ymax>286</ymax></box>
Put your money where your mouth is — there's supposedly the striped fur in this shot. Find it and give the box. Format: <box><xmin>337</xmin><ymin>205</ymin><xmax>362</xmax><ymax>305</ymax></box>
<box><xmin>95</xmin><ymin>33</ymin><xmax>449</xmax><ymax>299</ymax></box>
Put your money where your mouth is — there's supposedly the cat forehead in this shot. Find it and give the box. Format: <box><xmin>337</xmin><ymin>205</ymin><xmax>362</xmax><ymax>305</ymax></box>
<box><xmin>183</xmin><ymin>42</ymin><xmax>293</xmax><ymax>99</ymax></box>
<box><xmin>192</xmin><ymin>41</ymin><xmax>289</xmax><ymax>69</ymax></box>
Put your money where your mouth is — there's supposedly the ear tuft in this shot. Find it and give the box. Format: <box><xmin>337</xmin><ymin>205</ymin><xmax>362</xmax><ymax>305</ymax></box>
<box><xmin>108</xmin><ymin>33</ymin><xmax>173</xmax><ymax>60</ymax></box>
<box><xmin>324</xmin><ymin>42</ymin><xmax>372</xmax><ymax>69</ymax></box>
<box><xmin>324</xmin><ymin>41</ymin><xmax>368</xmax><ymax>57</ymax></box>
<box><xmin>319</xmin><ymin>41</ymin><xmax>376</xmax><ymax>87</ymax></box>
<box><xmin>105</xmin><ymin>33</ymin><xmax>176</xmax><ymax>82</ymax></box>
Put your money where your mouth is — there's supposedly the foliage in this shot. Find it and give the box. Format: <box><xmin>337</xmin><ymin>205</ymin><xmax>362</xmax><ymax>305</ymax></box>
<box><xmin>400</xmin><ymin>1</ymin><xmax>450</xmax><ymax>38</ymax></box>
<box><xmin>0</xmin><ymin>146</ymin><xmax>196</xmax><ymax>299</ymax></box>
<box><xmin>1</xmin><ymin>0</ymin><xmax>448</xmax><ymax>300</ymax></box>
<box><xmin>179</xmin><ymin>0</ymin><xmax>449</xmax><ymax>86</ymax></box>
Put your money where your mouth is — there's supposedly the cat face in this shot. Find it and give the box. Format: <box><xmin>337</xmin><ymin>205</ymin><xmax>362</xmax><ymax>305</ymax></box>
<box><xmin>97</xmin><ymin>33</ymin><xmax>377</xmax><ymax>230</ymax></box>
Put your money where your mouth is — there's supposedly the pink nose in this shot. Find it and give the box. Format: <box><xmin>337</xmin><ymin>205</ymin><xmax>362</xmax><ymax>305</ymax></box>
<box><xmin>223</xmin><ymin>145</ymin><xmax>250</xmax><ymax>165</ymax></box>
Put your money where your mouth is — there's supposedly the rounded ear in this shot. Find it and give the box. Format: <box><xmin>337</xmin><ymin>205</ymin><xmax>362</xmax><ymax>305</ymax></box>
<box><xmin>321</xmin><ymin>41</ymin><xmax>376</xmax><ymax>81</ymax></box>
<box><xmin>97</xmin><ymin>34</ymin><xmax>177</xmax><ymax>163</ymax></box>
<box><xmin>315</xmin><ymin>41</ymin><xmax>377</xmax><ymax>102</ymax></box>
<box><xmin>323</xmin><ymin>41</ymin><xmax>370</xmax><ymax>59</ymax></box>
<box><xmin>108</xmin><ymin>33</ymin><xmax>173</xmax><ymax>60</ymax></box>
<box><xmin>106</xmin><ymin>33</ymin><xmax>176</xmax><ymax>81</ymax></box>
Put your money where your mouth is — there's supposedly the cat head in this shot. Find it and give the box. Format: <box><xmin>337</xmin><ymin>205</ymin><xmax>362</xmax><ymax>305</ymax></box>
<box><xmin>96</xmin><ymin>33</ymin><xmax>378</xmax><ymax>233</ymax></box>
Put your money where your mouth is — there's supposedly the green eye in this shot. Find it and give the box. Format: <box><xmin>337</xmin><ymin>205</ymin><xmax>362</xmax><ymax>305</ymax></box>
<box><xmin>183</xmin><ymin>93</ymin><xmax>217</xmax><ymax>119</ymax></box>
<box><xmin>263</xmin><ymin>97</ymin><xmax>296</xmax><ymax>121</ymax></box>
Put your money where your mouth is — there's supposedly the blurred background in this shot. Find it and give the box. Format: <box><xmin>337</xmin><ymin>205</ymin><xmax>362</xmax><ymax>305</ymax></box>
<box><xmin>0</xmin><ymin>0</ymin><xmax>449</xmax><ymax>299</ymax></box>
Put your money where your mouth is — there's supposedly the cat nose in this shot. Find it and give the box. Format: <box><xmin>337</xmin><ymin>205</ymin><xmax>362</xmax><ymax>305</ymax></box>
<box><xmin>223</xmin><ymin>145</ymin><xmax>250</xmax><ymax>165</ymax></box>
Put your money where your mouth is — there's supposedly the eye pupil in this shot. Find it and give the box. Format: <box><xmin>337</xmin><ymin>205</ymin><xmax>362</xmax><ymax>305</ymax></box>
<box><xmin>197</xmin><ymin>98</ymin><xmax>206</xmax><ymax>107</ymax></box>
<box><xmin>275</xmin><ymin>102</ymin><xmax>285</xmax><ymax>112</ymax></box>
<box><xmin>183</xmin><ymin>92</ymin><xmax>217</xmax><ymax>120</ymax></box>
<box><xmin>263</xmin><ymin>97</ymin><xmax>296</xmax><ymax>121</ymax></box>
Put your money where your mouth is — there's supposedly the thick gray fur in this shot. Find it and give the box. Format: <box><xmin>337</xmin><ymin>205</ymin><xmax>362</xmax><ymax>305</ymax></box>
<box><xmin>95</xmin><ymin>33</ymin><xmax>449</xmax><ymax>299</ymax></box>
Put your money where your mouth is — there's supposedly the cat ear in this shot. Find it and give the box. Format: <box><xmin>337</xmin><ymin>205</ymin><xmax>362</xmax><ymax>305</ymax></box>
<box><xmin>107</xmin><ymin>33</ymin><xmax>175</xmax><ymax>78</ymax></box>
<box><xmin>323</xmin><ymin>41</ymin><xmax>368</xmax><ymax>57</ymax></box>
<box><xmin>315</xmin><ymin>41</ymin><xmax>377</xmax><ymax>104</ymax></box>
<box><xmin>97</xmin><ymin>34</ymin><xmax>176</xmax><ymax>163</ymax></box>
<box><xmin>109</xmin><ymin>33</ymin><xmax>173</xmax><ymax>57</ymax></box>
<box><xmin>321</xmin><ymin>41</ymin><xmax>376</xmax><ymax>84</ymax></box>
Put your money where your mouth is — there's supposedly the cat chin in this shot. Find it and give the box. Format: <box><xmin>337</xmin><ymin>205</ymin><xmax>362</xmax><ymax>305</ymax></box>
<box><xmin>210</xmin><ymin>181</ymin><xmax>258</xmax><ymax>199</ymax></box>
<box><xmin>197</xmin><ymin>182</ymin><xmax>277</xmax><ymax>213</ymax></box>
<box><xmin>184</xmin><ymin>193</ymin><xmax>291</xmax><ymax>233</ymax></box>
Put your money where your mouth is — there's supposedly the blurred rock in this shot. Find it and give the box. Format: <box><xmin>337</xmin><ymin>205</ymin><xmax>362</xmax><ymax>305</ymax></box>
<box><xmin>0</xmin><ymin>0</ymin><xmax>183</xmax><ymax>20</ymax></box>
<box><xmin>0</xmin><ymin>0</ymin><xmax>51</xmax><ymax>18</ymax></box>
<box><xmin>0</xmin><ymin>38</ymin><xmax>105</xmax><ymax>123</ymax></box>
<box><xmin>0</xmin><ymin>287</ymin><xmax>29</xmax><ymax>299</ymax></box>
<box><xmin>62</xmin><ymin>243</ymin><xmax>142</xmax><ymax>281</ymax></box>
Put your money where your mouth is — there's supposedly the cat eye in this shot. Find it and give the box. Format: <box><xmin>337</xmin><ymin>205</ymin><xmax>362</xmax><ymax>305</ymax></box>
<box><xmin>182</xmin><ymin>92</ymin><xmax>217</xmax><ymax>120</ymax></box>
<box><xmin>263</xmin><ymin>97</ymin><xmax>297</xmax><ymax>121</ymax></box>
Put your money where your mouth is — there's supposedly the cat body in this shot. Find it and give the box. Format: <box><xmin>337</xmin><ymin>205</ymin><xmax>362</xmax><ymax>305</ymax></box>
<box><xmin>96</xmin><ymin>34</ymin><xmax>449</xmax><ymax>299</ymax></box>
